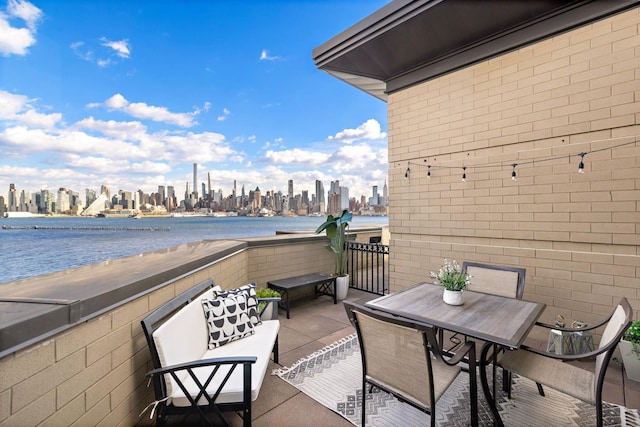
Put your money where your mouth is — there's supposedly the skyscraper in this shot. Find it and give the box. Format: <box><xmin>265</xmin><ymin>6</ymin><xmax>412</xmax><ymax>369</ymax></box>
<box><xmin>193</xmin><ymin>163</ymin><xmax>198</xmax><ymax>199</ymax></box>
<box><xmin>315</xmin><ymin>179</ymin><xmax>325</xmax><ymax>213</ymax></box>
<box><xmin>288</xmin><ymin>180</ymin><xmax>293</xmax><ymax>200</ymax></box>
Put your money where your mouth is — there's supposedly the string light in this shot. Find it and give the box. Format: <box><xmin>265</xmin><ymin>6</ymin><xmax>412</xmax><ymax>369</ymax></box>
<box><xmin>399</xmin><ymin>137</ymin><xmax>637</xmax><ymax>182</ymax></box>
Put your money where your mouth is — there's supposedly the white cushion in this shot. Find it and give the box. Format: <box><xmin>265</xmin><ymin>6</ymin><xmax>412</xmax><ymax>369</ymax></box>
<box><xmin>169</xmin><ymin>320</ymin><xmax>280</xmax><ymax>406</ymax></box>
<box><xmin>152</xmin><ymin>285</ymin><xmax>221</xmax><ymax>396</ymax></box>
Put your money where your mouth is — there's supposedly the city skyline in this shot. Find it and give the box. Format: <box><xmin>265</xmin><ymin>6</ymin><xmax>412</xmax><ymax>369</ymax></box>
<box><xmin>0</xmin><ymin>1</ymin><xmax>389</xmax><ymax>203</ymax></box>
<box><xmin>2</xmin><ymin>173</ymin><xmax>389</xmax><ymax>217</ymax></box>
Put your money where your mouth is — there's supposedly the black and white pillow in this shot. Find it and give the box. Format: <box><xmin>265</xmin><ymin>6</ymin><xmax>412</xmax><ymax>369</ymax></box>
<box><xmin>201</xmin><ymin>293</ymin><xmax>255</xmax><ymax>349</ymax></box>
<box><xmin>214</xmin><ymin>284</ymin><xmax>261</xmax><ymax>326</ymax></box>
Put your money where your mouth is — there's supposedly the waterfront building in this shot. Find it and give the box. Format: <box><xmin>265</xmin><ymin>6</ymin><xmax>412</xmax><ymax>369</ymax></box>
<box><xmin>86</xmin><ymin>188</ymin><xmax>97</xmax><ymax>208</ymax></box>
<box><xmin>0</xmin><ymin>196</ymin><xmax>5</xmax><ymax>216</ymax></box>
<box><xmin>56</xmin><ymin>188</ymin><xmax>70</xmax><ymax>213</ymax></box>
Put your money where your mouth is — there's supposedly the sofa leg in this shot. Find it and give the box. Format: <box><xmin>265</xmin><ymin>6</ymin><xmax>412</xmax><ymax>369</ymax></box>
<box><xmin>273</xmin><ymin>336</ymin><xmax>279</xmax><ymax>364</ymax></box>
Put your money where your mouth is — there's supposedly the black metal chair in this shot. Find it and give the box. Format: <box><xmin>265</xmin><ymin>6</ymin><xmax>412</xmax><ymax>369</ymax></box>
<box><xmin>344</xmin><ymin>301</ymin><xmax>479</xmax><ymax>427</ymax></box>
<box><xmin>500</xmin><ymin>298</ymin><xmax>633</xmax><ymax>427</ymax></box>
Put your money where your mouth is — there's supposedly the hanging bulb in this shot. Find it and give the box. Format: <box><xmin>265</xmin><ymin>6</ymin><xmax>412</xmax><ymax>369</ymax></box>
<box><xmin>578</xmin><ymin>153</ymin><xmax>586</xmax><ymax>174</ymax></box>
<box><xmin>511</xmin><ymin>163</ymin><xmax>517</xmax><ymax>181</ymax></box>
<box><xmin>427</xmin><ymin>165</ymin><xmax>431</xmax><ymax>179</ymax></box>
<box><xmin>461</xmin><ymin>166</ymin><xmax>466</xmax><ymax>182</ymax></box>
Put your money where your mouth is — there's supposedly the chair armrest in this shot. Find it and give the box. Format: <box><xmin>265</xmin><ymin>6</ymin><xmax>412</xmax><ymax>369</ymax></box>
<box><xmin>442</xmin><ymin>341</ymin><xmax>476</xmax><ymax>367</ymax></box>
<box><xmin>535</xmin><ymin>313</ymin><xmax>609</xmax><ymax>333</ymax></box>
<box><xmin>146</xmin><ymin>356</ymin><xmax>257</xmax><ymax>378</ymax></box>
<box><xmin>518</xmin><ymin>343</ymin><xmax>605</xmax><ymax>362</ymax></box>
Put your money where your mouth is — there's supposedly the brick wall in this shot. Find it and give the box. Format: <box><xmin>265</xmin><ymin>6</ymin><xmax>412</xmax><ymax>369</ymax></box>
<box><xmin>387</xmin><ymin>8</ymin><xmax>640</xmax><ymax>324</ymax></box>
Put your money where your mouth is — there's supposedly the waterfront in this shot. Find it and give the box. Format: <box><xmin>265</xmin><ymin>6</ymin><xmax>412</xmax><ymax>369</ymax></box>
<box><xmin>0</xmin><ymin>215</ymin><xmax>387</xmax><ymax>284</ymax></box>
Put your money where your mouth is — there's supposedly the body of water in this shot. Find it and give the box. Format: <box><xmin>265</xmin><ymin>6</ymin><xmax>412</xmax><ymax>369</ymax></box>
<box><xmin>0</xmin><ymin>215</ymin><xmax>388</xmax><ymax>283</ymax></box>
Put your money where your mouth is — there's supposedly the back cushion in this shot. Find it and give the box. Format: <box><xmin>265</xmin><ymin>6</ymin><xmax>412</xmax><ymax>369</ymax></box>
<box><xmin>152</xmin><ymin>285</ymin><xmax>220</xmax><ymax>396</ymax></box>
<box><xmin>202</xmin><ymin>293</ymin><xmax>255</xmax><ymax>349</ymax></box>
<box><xmin>214</xmin><ymin>283</ymin><xmax>261</xmax><ymax>326</ymax></box>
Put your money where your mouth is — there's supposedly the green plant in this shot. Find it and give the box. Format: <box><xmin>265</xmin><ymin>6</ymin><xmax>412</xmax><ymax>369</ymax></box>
<box><xmin>256</xmin><ymin>288</ymin><xmax>281</xmax><ymax>312</ymax></box>
<box><xmin>315</xmin><ymin>209</ymin><xmax>352</xmax><ymax>277</ymax></box>
<box><xmin>429</xmin><ymin>259</ymin><xmax>471</xmax><ymax>291</ymax></box>
<box><xmin>624</xmin><ymin>320</ymin><xmax>640</xmax><ymax>360</ymax></box>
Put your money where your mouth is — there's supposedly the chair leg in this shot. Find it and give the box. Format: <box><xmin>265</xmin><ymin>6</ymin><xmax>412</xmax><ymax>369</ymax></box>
<box><xmin>362</xmin><ymin>378</ymin><xmax>367</xmax><ymax>427</ymax></box>
<box><xmin>536</xmin><ymin>382</ymin><xmax>545</xmax><ymax>396</ymax></box>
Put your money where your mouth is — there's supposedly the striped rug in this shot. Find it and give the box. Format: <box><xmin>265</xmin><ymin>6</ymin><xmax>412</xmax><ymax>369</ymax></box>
<box><xmin>273</xmin><ymin>334</ymin><xmax>640</xmax><ymax>427</ymax></box>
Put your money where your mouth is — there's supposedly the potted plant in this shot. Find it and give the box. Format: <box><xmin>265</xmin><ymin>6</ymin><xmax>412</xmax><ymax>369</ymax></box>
<box><xmin>256</xmin><ymin>288</ymin><xmax>281</xmax><ymax>321</ymax></box>
<box><xmin>620</xmin><ymin>320</ymin><xmax>640</xmax><ymax>381</ymax></box>
<box><xmin>315</xmin><ymin>209</ymin><xmax>353</xmax><ymax>300</ymax></box>
<box><xmin>430</xmin><ymin>258</ymin><xmax>471</xmax><ymax>305</ymax></box>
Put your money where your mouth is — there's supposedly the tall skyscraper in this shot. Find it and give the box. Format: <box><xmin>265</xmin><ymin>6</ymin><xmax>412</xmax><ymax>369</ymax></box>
<box><xmin>315</xmin><ymin>179</ymin><xmax>325</xmax><ymax>213</ymax></box>
<box><xmin>288</xmin><ymin>180</ymin><xmax>294</xmax><ymax>200</ymax></box>
<box><xmin>8</xmin><ymin>183</ymin><xmax>17</xmax><ymax>212</ymax></box>
<box><xmin>207</xmin><ymin>172</ymin><xmax>212</xmax><ymax>200</ymax></box>
<box><xmin>193</xmin><ymin>163</ymin><xmax>198</xmax><ymax>199</ymax></box>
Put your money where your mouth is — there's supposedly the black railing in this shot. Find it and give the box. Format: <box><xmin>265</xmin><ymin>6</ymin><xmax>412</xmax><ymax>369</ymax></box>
<box><xmin>347</xmin><ymin>241</ymin><xmax>389</xmax><ymax>295</ymax></box>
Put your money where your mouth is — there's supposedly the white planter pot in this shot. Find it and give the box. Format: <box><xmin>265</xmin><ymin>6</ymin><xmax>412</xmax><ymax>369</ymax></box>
<box><xmin>619</xmin><ymin>339</ymin><xmax>640</xmax><ymax>381</ymax></box>
<box><xmin>443</xmin><ymin>289</ymin><xmax>464</xmax><ymax>306</ymax></box>
<box><xmin>260</xmin><ymin>301</ymin><xmax>274</xmax><ymax>321</ymax></box>
<box><xmin>336</xmin><ymin>275</ymin><xmax>349</xmax><ymax>301</ymax></box>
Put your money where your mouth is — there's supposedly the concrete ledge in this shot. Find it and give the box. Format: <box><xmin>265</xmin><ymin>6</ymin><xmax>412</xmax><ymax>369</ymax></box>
<box><xmin>0</xmin><ymin>239</ymin><xmax>247</xmax><ymax>357</ymax></box>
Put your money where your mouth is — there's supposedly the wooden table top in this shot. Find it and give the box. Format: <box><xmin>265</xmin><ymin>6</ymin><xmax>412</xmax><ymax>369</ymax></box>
<box><xmin>366</xmin><ymin>283</ymin><xmax>546</xmax><ymax>349</ymax></box>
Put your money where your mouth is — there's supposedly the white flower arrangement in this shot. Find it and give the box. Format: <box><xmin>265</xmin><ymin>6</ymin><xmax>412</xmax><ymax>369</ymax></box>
<box><xmin>430</xmin><ymin>259</ymin><xmax>471</xmax><ymax>291</ymax></box>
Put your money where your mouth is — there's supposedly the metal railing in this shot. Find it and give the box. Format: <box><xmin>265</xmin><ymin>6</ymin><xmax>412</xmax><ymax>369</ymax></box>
<box><xmin>347</xmin><ymin>241</ymin><xmax>389</xmax><ymax>295</ymax></box>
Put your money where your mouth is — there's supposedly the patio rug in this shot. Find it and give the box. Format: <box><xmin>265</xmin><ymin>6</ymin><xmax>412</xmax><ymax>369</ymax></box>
<box><xmin>273</xmin><ymin>334</ymin><xmax>640</xmax><ymax>426</ymax></box>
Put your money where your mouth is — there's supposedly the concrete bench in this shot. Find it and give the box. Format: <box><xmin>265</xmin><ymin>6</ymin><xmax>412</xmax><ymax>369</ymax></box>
<box><xmin>141</xmin><ymin>279</ymin><xmax>279</xmax><ymax>427</ymax></box>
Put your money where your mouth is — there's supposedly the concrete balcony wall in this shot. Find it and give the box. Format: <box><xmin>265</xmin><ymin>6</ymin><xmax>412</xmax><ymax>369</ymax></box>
<box><xmin>0</xmin><ymin>229</ymin><xmax>365</xmax><ymax>427</ymax></box>
<box><xmin>387</xmin><ymin>7</ymin><xmax>640</xmax><ymax>325</ymax></box>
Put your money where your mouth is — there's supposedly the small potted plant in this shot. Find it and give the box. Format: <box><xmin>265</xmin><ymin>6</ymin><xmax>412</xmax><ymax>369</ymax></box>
<box><xmin>430</xmin><ymin>259</ymin><xmax>471</xmax><ymax>305</ymax></box>
<box><xmin>620</xmin><ymin>320</ymin><xmax>640</xmax><ymax>381</ymax></box>
<box><xmin>315</xmin><ymin>209</ymin><xmax>352</xmax><ymax>300</ymax></box>
<box><xmin>256</xmin><ymin>288</ymin><xmax>281</xmax><ymax>321</ymax></box>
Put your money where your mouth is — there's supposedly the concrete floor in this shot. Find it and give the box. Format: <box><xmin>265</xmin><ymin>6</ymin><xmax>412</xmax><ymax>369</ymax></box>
<box><xmin>207</xmin><ymin>288</ymin><xmax>638</xmax><ymax>426</ymax></box>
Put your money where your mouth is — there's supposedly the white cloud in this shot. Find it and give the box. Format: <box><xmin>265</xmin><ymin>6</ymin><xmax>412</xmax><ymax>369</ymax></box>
<box><xmin>103</xmin><ymin>94</ymin><xmax>198</xmax><ymax>127</ymax></box>
<box><xmin>0</xmin><ymin>90</ymin><xmax>61</xmax><ymax>129</ymax></box>
<box><xmin>100</xmin><ymin>37</ymin><xmax>131</xmax><ymax>58</ymax></box>
<box><xmin>259</xmin><ymin>49</ymin><xmax>281</xmax><ymax>61</ymax></box>
<box><xmin>328</xmin><ymin>118</ymin><xmax>387</xmax><ymax>144</ymax></box>
<box><xmin>0</xmin><ymin>0</ymin><xmax>42</xmax><ymax>56</ymax></box>
<box><xmin>263</xmin><ymin>148</ymin><xmax>330</xmax><ymax>166</ymax></box>
<box><xmin>217</xmin><ymin>108</ymin><xmax>230</xmax><ymax>121</ymax></box>
<box><xmin>71</xmin><ymin>37</ymin><xmax>131</xmax><ymax>67</ymax></box>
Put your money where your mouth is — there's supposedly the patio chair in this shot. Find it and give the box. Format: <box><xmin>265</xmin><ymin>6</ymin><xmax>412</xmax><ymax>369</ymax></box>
<box><xmin>344</xmin><ymin>301</ymin><xmax>478</xmax><ymax>427</ymax></box>
<box><xmin>443</xmin><ymin>262</ymin><xmax>528</xmax><ymax>393</ymax></box>
<box><xmin>499</xmin><ymin>298</ymin><xmax>633</xmax><ymax>427</ymax></box>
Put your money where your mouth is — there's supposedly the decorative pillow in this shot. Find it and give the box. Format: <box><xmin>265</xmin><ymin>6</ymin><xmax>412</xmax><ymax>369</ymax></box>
<box><xmin>214</xmin><ymin>284</ymin><xmax>261</xmax><ymax>326</ymax></box>
<box><xmin>201</xmin><ymin>293</ymin><xmax>255</xmax><ymax>349</ymax></box>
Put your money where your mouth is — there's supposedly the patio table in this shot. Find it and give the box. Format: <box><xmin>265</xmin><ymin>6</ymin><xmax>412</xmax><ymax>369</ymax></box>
<box><xmin>366</xmin><ymin>282</ymin><xmax>545</xmax><ymax>427</ymax></box>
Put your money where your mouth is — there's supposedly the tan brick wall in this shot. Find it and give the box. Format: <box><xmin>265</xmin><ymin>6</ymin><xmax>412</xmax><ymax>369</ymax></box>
<box><xmin>387</xmin><ymin>8</ymin><xmax>640</xmax><ymax>323</ymax></box>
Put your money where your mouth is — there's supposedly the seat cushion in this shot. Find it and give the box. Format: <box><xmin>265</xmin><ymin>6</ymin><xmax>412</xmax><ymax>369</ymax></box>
<box><xmin>169</xmin><ymin>320</ymin><xmax>280</xmax><ymax>406</ymax></box>
<box><xmin>500</xmin><ymin>348</ymin><xmax>595</xmax><ymax>404</ymax></box>
<box><xmin>202</xmin><ymin>293</ymin><xmax>255</xmax><ymax>349</ymax></box>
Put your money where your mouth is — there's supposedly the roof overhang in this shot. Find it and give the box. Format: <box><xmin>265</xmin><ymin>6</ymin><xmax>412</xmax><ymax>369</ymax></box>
<box><xmin>313</xmin><ymin>0</ymin><xmax>640</xmax><ymax>102</ymax></box>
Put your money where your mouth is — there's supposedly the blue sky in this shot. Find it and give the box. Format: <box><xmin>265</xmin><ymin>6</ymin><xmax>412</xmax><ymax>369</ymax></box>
<box><xmin>0</xmin><ymin>0</ymin><xmax>389</xmax><ymax>203</ymax></box>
